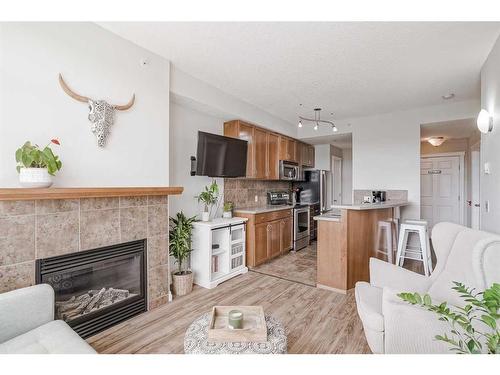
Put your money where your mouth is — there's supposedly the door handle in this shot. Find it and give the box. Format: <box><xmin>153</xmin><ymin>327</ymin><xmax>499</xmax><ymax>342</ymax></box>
<box><xmin>474</xmin><ymin>204</ymin><xmax>480</xmax><ymax>207</ymax></box>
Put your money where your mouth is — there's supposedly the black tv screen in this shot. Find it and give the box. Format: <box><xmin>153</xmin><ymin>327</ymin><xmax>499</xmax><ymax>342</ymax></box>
<box><xmin>196</xmin><ymin>131</ymin><xmax>248</xmax><ymax>177</ymax></box>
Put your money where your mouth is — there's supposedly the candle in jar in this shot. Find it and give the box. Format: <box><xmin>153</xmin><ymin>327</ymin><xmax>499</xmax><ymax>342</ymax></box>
<box><xmin>228</xmin><ymin>310</ymin><xmax>243</xmax><ymax>329</ymax></box>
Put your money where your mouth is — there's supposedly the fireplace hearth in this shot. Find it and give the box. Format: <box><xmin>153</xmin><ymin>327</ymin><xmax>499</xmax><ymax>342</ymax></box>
<box><xmin>36</xmin><ymin>239</ymin><xmax>147</xmax><ymax>338</ymax></box>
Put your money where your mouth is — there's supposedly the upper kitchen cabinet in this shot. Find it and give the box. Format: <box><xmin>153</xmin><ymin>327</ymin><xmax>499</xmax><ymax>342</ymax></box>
<box><xmin>298</xmin><ymin>142</ymin><xmax>315</xmax><ymax>168</ymax></box>
<box><xmin>267</xmin><ymin>132</ymin><xmax>280</xmax><ymax>180</ymax></box>
<box><xmin>279</xmin><ymin>137</ymin><xmax>297</xmax><ymax>163</ymax></box>
<box><xmin>253</xmin><ymin>127</ymin><xmax>268</xmax><ymax>179</ymax></box>
<box><xmin>224</xmin><ymin>120</ymin><xmax>255</xmax><ymax>178</ymax></box>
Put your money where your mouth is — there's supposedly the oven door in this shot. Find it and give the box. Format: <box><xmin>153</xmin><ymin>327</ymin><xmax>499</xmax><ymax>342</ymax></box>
<box><xmin>293</xmin><ymin>207</ymin><xmax>310</xmax><ymax>241</ymax></box>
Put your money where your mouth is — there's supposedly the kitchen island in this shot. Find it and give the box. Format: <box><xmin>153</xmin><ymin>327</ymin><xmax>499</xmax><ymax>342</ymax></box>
<box><xmin>313</xmin><ymin>201</ymin><xmax>409</xmax><ymax>293</ymax></box>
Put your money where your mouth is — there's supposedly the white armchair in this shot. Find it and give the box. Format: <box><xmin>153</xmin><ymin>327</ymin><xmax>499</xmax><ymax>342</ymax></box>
<box><xmin>355</xmin><ymin>222</ymin><xmax>500</xmax><ymax>354</ymax></box>
<box><xmin>0</xmin><ymin>284</ymin><xmax>96</xmax><ymax>354</ymax></box>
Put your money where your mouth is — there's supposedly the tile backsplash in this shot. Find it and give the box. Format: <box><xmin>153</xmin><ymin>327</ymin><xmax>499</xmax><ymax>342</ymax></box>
<box><xmin>224</xmin><ymin>179</ymin><xmax>291</xmax><ymax>208</ymax></box>
<box><xmin>353</xmin><ymin>189</ymin><xmax>408</xmax><ymax>204</ymax></box>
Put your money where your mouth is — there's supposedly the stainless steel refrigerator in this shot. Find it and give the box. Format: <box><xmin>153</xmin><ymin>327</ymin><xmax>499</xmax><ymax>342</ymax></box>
<box><xmin>293</xmin><ymin>169</ymin><xmax>332</xmax><ymax>213</ymax></box>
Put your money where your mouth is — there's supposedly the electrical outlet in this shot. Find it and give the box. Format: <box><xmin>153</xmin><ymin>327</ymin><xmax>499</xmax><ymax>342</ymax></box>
<box><xmin>254</xmin><ymin>195</ymin><xmax>258</xmax><ymax>203</ymax></box>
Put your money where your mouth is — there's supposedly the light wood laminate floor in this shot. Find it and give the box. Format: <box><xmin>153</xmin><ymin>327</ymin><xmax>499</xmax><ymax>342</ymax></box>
<box><xmin>251</xmin><ymin>243</ymin><xmax>317</xmax><ymax>286</ymax></box>
<box><xmin>87</xmin><ymin>271</ymin><xmax>371</xmax><ymax>354</ymax></box>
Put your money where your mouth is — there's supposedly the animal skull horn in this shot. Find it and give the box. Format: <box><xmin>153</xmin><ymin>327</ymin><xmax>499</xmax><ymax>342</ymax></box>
<box><xmin>58</xmin><ymin>74</ymin><xmax>135</xmax><ymax>147</ymax></box>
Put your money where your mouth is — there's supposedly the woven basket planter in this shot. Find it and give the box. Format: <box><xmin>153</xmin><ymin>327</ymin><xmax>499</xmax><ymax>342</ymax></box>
<box><xmin>172</xmin><ymin>271</ymin><xmax>194</xmax><ymax>296</ymax></box>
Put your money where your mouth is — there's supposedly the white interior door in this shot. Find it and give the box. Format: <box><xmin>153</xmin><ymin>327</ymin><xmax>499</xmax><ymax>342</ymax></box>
<box><xmin>471</xmin><ymin>151</ymin><xmax>481</xmax><ymax>229</ymax></box>
<box><xmin>331</xmin><ymin>157</ymin><xmax>342</xmax><ymax>205</ymax></box>
<box><xmin>421</xmin><ymin>156</ymin><xmax>461</xmax><ymax>228</ymax></box>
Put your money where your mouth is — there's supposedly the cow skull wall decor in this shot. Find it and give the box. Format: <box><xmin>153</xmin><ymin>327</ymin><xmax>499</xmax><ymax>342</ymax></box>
<box><xmin>58</xmin><ymin>74</ymin><xmax>135</xmax><ymax>147</ymax></box>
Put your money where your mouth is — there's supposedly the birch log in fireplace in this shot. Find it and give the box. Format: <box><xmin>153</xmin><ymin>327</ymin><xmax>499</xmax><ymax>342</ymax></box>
<box><xmin>0</xmin><ymin>186</ymin><xmax>183</xmax><ymax>338</ymax></box>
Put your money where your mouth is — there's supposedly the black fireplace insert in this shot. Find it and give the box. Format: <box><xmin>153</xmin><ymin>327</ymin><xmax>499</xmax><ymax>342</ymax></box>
<box><xmin>36</xmin><ymin>239</ymin><xmax>147</xmax><ymax>339</ymax></box>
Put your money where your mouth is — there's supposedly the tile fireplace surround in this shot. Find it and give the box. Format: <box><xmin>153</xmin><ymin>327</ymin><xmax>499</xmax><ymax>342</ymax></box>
<box><xmin>0</xmin><ymin>189</ymin><xmax>180</xmax><ymax>310</ymax></box>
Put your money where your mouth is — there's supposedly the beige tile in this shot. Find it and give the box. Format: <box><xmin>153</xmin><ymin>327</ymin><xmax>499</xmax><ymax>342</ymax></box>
<box><xmin>36</xmin><ymin>211</ymin><xmax>79</xmax><ymax>259</ymax></box>
<box><xmin>147</xmin><ymin>205</ymin><xmax>168</xmax><ymax>237</ymax></box>
<box><xmin>80</xmin><ymin>209</ymin><xmax>120</xmax><ymax>250</ymax></box>
<box><xmin>0</xmin><ymin>201</ymin><xmax>34</xmax><ymax>216</ymax></box>
<box><xmin>0</xmin><ymin>261</ymin><xmax>35</xmax><ymax>293</ymax></box>
<box><xmin>148</xmin><ymin>264</ymin><xmax>169</xmax><ymax>301</ymax></box>
<box><xmin>147</xmin><ymin>195</ymin><xmax>168</xmax><ymax>205</ymax></box>
<box><xmin>35</xmin><ymin>199</ymin><xmax>79</xmax><ymax>214</ymax></box>
<box><xmin>0</xmin><ymin>215</ymin><xmax>35</xmax><ymax>266</ymax></box>
<box><xmin>147</xmin><ymin>234</ymin><xmax>168</xmax><ymax>269</ymax></box>
<box><xmin>81</xmin><ymin>197</ymin><xmax>119</xmax><ymax>211</ymax></box>
<box><xmin>119</xmin><ymin>196</ymin><xmax>147</xmax><ymax>208</ymax></box>
<box><xmin>149</xmin><ymin>295</ymin><xmax>169</xmax><ymax>310</ymax></box>
<box><xmin>120</xmin><ymin>206</ymin><xmax>147</xmax><ymax>242</ymax></box>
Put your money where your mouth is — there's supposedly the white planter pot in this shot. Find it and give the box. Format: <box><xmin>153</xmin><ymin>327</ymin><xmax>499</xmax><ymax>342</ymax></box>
<box><xmin>19</xmin><ymin>168</ymin><xmax>53</xmax><ymax>188</ymax></box>
<box><xmin>223</xmin><ymin>211</ymin><xmax>232</xmax><ymax>219</ymax></box>
<box><xmin>201</xmin><ymin>211</ymin><xmax>210</xmax><ymax>222</ymax></box>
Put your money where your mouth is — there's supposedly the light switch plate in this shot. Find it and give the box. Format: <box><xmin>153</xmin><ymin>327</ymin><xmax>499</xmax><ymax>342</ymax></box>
<box><xmin>484</xmin><ymin>162</ymin><xmax>491</xmax><ymax>174</ymax></box>
<box><xmin>254</xmin><ymin>195</ymin><xmax>258</xmax><ymax>203</ymax></box>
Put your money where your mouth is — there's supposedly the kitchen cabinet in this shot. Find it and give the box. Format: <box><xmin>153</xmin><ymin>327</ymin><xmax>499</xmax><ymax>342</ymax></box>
<box><xmin>267</xmin><ymin>133</ymin><xmax>280</xmax><ymax>179</ymax></box>
<box><xmin>224</xmin><ymin>120</ymin><xmax>312</xmax><ymax>180</ymax></box>
<box><xmin>234</xmin><ymin>208</ymin><xmax>293</xmax><ymax>267</ymax></box>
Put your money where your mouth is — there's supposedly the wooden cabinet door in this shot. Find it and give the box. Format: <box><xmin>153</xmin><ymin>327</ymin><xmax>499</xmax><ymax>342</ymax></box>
<box><xmin>254</xmin><ymin>128</ymin><xmax>268</xmax><ymax>179</ymax></box>
<box><xmin>267</xmin><ymin>133</ymin><xmax>279</xmax><ymax>180</ymax></box>
<box><xmin>288</xmin><ymin>139</ymin><xmax>297</xmax><ymax>162</ymax></box>
<box><xmin>268</xmin><ymin>221</ymin><xmax>281</xmax><ymax>258</ymax></box>
<box><xmin>279</xmin><ymin>136</ymin><xmax>288</xmax><ymax>160</ymax></box>
<box><xmin>239</xmin><ymin>122</ymin><xmax>255</xmax><ymax>178</ymax></box>
<box><xmin>254</xmin><ymin>222</ymin><xmax>269</xmax><ymax>265</ymax></box>
<box><xmin>307</xmin><ymin>145</ymin><xmax>315</xmax><ymax>167</ymax></box>
<box><xmin>299</xmin><ymin>142</ymin><xmax>307</xmax><ymax>166</ymax></box>
<box><xmin>280</xmin><ymin>216</ymin><xmax>293</xmax><ymax>253</ymax></box>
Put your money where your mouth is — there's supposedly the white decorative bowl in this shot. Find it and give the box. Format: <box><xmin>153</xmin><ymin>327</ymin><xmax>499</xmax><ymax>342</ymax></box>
<box><xmin>19</xmin><ymin>168</ymin><xmax>53</xmax><ymax>188</ymax></box>
<box><xmin>201</xmin><ymin>211</ymin><xmax>210</xmax><ymax>222</ymax></box>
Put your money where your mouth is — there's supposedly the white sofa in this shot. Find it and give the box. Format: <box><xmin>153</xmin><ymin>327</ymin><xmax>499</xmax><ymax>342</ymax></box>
<box><xmin>0</xmin><ymin>284</ymin><xmax>96</xmax><ymax>354</ymax></box>
<box><xmin>355</xmin><ymin>222</ymin><xmax>500</xmax><ymax>354</ymax></box>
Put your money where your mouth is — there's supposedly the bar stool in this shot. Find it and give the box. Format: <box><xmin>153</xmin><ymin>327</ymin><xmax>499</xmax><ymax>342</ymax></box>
<box><xmin>396</xmin><ymin>219</ymin><xmax>433</xmax><ymax>276</ymax></box>
<box><xmin>376</xmin><ymin>220</ymin><xmax>395</xmax><ymax>263</ymax></box>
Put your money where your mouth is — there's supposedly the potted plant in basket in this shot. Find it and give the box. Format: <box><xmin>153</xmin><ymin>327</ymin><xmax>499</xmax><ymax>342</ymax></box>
<box><xmin>195</xmin><ymin>180</ymin><xmax>219</xmax><ymax>221</ymax></box>
<box><xmin>223</xmin><ymin>201</ymin><xmax>234</xmax><ymax>218</ymax></box>
<box><xmin>15</xmin><ymin>139</ymin><xmax>62</xmax><ymax>188</ymax></box>
<box><xmin>169</xmin><ymin>211</ymin><xmax>197</xmax><ymax>296</ymax></box>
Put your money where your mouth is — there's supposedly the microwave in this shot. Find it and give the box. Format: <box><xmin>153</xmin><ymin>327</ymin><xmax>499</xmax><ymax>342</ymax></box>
<box><xmin>279</xmin><ymin>161</ymin><xmax>301</xmax><ymax>181</ymax></box>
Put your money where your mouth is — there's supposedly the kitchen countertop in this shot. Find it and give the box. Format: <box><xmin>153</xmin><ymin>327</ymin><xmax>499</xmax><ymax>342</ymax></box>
<box><xmin>330</xmin><ymin>200</ymin><xmax>409</xmax><ymax>210</ymax></box>
<box><xmin>313</xmin><ymin>212</ymin><xmax>341</xmax><ymax>222</ymax></box>
<box><xmin>192</xmin><ymin>217</ymin><xmax>248</xmax><ymax>229</ymax></box>
<box><xmin>234</xmin><ymin>205</ymin><xmax>294</xmax><ymax>214</ymax></box>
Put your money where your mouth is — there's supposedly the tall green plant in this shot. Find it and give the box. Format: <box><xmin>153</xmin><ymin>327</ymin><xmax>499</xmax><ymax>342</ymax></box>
<box><xmin>15</xmin><ymin>139</ymin><xmax>62</xmax><ymax>176</ymax></box>
<box><xmin>195</xmin><ymin>180</ymin><xmax>219</xmax><ymax>213</ymax></box>
<box><xmin>398</xmin><ymin>282</ymin><xmax>500</xmax><ymax>354</ymax></box>
<box><xmin>169</xmin><ymin>212</ymin><xmax>196</xmax><ymax>275</ymax></box>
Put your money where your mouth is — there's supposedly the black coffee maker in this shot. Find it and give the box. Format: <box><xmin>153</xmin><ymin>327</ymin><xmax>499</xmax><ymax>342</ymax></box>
<box><xmin>372</xmin><ymin>191</ymin><xmax>387</xmax><ymax>203</ymax></box>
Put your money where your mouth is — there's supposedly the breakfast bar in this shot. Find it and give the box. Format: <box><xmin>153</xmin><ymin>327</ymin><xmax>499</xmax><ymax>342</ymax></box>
<box><xmin>313</xmin><ymin>201</ymin><xmax>409</xmax><ymax>293</ymax></box>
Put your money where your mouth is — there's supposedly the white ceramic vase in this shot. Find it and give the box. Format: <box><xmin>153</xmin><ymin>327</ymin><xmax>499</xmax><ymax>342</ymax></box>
<box><xmin>223</xmin><ymin>211</ymin><xmax>232</xmax><ymax>219</ymax></box>
<box><xmin>19</xmin><ymin>168</ymin><xmax>53</xmax><ymax>188</ymax></box>
<box><xmin>201</xmin><ymin>211</ymin><xmax>210</xmax><ymax>222</ymax></box>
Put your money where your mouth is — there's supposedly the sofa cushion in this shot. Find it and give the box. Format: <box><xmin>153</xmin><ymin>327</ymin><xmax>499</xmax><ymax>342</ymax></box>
<box><xmin>0</xmin><ymin>320</ymin><xmax>96</xmax><ymax>354</ymax></box>
<box><xmin>355</xmin><ymin>281</ymin><xmax>384</xmax><ymax>332</ymax></box>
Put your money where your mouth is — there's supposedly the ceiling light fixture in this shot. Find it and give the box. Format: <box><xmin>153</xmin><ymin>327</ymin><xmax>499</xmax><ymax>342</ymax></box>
<box><xmin>427</xmin><ymin>137</ymin><xmax>446</xmax><ymax>147</ymax></box>
<box><xmin>298</xmin><ymin>108</ymin><xmax>336</xmax><ymax>131</ymax></box>
<box><xmin>442</xmin><ymin>93</ymin><xmax>455</xmax><ymax>100</ymax></box>
<box><xmin>477</xmin><ymin>109</ymin><xmax>493</xmax><ymax>133</ymax></box>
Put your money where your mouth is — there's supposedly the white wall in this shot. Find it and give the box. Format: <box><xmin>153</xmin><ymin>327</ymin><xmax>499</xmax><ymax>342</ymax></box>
<box><xmin>314</xmin><ymin>144</ymin><xmax>331</xmax><ymax>170</ymax></box>
<box><xmin>480</xmin><ymin>34</ymin><xmax>500</xmax><ymax>233</ymax></box>
<box><xmin>341</xmin><ymin>148</ymin><xmax>353</xmax><ymax>204</ymax></box>
<box><xmin>299</xmin><ymin>100</ymin><xmax>479</xmax><ymax>218</ymax></box>
<box><xmin>169</xmin><ymin>100</ymin><xmax>224</xmax><ymax>219</ymax></box>
<box><xmin>0</xmin><ymin>23</ymin><xmax>170</xmax><ymax>187</ymax></box>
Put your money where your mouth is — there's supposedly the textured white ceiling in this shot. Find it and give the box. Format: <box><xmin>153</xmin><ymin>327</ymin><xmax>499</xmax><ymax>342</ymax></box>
<box><xmin>99</xmin><ymin>22</ymin><xmax>500</xmax><ymax>126</ymax></box>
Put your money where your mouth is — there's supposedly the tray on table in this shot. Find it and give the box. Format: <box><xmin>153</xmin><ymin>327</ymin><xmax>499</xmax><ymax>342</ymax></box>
<box><xmin>207</xmin><ymin>305</ymin><xmax>267</xmax><ymax>343</ymax></box>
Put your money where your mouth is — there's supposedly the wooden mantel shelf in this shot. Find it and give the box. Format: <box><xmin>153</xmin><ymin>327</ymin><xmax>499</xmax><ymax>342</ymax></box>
<box><xmin>0</xmin><ymin>187</ymin><xmax>184</xmax><ymax>201</ymax></box>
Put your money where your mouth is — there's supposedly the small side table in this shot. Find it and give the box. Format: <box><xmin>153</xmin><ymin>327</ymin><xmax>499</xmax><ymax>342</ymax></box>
<box><xmin>184</xmin><ymin>313</ymin><xmax>287</xmax><ymax>354</ymax></box>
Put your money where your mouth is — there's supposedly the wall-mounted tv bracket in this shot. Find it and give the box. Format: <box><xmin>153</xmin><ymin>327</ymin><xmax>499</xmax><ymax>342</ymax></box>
<box><xmin>190</xmin><ymin>156</ymin><xmax>197</xmax><ymax>176</ymax></box>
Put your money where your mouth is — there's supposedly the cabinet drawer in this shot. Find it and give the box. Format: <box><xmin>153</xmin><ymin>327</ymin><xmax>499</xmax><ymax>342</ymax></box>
<box><xmin>254</xmin><ymin>209</ymin><xmax>292</xmax><ymax>224</ymax></box>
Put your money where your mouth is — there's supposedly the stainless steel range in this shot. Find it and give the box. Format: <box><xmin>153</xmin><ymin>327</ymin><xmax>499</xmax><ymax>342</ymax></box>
<box><xmin>267</xmin><ymin>191</ymin><xmax>310</xmax><ymax>252</ymax></box>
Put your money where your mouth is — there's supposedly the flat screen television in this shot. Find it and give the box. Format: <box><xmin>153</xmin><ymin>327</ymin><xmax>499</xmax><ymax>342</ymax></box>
<box><xmin>195</xmin><ymin>131</ymin><xmax>248</xmax><ymax>177</ymax></box>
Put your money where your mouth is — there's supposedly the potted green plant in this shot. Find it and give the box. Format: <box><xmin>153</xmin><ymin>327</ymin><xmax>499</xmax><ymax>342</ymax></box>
<box><xmin>169</xmin><ymin>211</ymin><xmax>197</xmax><ymax>296</ymax></box>
<box><xmin>195</xmin><ymin>180</ymin><xmax>219</xmax><ymax>221</ymax></box>
<box><xmin>399</xmin><ymin>282</ymin><xmax>500</xmax><ymax>354</ymax></box>
<box><xmin>223</xmin><ymin>201</ymin><xmax>234</xmax><ymax>219</ymax></box>
<box><xmin>15</xmin><ymin>139</ymin><xmax>62</xmax><ymax>188</ymax></box>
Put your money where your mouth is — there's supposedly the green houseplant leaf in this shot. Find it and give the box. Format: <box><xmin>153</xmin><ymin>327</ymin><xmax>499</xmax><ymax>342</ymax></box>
<box><xmin>169</xmin><ymin>211</ymin><xmax>197</xmax><ymax>275</ymax></box>
<box><xmin>15</xmin><ymin>139</ymin><xmax>62</xmax><ymax>176</ymax></box>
